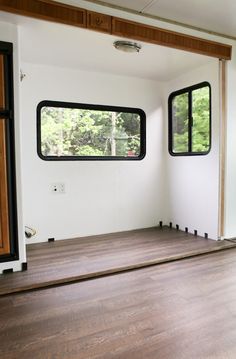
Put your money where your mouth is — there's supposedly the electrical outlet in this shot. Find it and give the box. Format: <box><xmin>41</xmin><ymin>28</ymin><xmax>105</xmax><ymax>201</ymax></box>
<box><xmin>51</xmin><ymin>183</ymin><xmax>65</xmax><ymax>194</ymax></box>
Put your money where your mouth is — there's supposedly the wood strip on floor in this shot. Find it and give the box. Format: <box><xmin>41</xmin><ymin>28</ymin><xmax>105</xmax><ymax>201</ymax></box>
<box><xmin>1</xmin><ymin>248</ymin><xmax>236</xmax><ymax>358</ymax></box>
<box><xmin>0</xmin><ymin>226</ymin><xmax>235</xmax><ymax>296</ymax></box>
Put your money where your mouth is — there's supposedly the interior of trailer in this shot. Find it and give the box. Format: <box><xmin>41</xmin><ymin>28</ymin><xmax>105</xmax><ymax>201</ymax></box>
<box><xmin>0</xmin><ymin>9</ymin><xmax>234</xmax><ymax>285</ymax></box>
<box><xmin>2</xmin><ymin>1</ymin><xmax>236</xmax><ymax>357</ymax></box>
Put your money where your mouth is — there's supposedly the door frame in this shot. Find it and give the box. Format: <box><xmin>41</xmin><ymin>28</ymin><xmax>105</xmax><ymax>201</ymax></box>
<box><xmin>0</xmin><ymin>40</ymin><xmax>18</xmax><ymax>262</ymax></box>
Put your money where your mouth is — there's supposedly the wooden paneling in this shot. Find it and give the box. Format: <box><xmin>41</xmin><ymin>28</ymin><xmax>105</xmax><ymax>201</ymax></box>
<box><xmin>0</xmin><ymin>55</ymin><xmax>5</xmax><ymax>110</ymax></box>
<box><xmin>0</xmin><ymin>54</ymin><xmax>10</xmax><ymax>255</ymax></box>
<box><xmin>112</xmin><ymin>17</ymin><xmax>232</xmax><ymax>60</ymax></box>
<box><xmin>2</xmin><ymin>249</ymin><xmax>236</xmax><ymax>358</ymax></box>
<box><xmin>0</xmin><ymin>227</ymin><xmax>235</xmax><ymax>295</ymax></box>
<box><xmin>0</xmin><ymin>0</ymin><xmax>86</xmax><ymax>27</ymax></box>
<box><xmin>0</xmin><ymin>119</ymin><xmax>10</xmax><ymax>255</ymax></box>
<box><xmin>87</xmin><ymin>11</ymin><xmax>111</xmax><ymax>33</ymax></box>
<box><xmin>0</xmin><ymin>0</ymin><xmax>232</xmax><ymax>60</ymax></box>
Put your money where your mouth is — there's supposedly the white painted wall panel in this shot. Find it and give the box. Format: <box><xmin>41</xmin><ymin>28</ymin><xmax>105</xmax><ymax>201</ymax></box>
<box><xmin>165</xmin><ymin>62</ymin><xmax>220</xmax><ymax>240</ymax></box>
<box><xmin>20</xmin><ymin>63</ymin><xmax>165</xmax><ymax>243</ymax></box>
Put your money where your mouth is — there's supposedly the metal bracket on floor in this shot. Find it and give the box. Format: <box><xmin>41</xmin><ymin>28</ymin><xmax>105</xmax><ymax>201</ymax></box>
<box><xmin>22</xmin><ymin>262</ymin><xmax>28</xmax><ymax>271</ymax></box>
<box><xmin>2</xmin><ymin>268</ymin><xmax>13</xmax><ymax>275</ymax></box>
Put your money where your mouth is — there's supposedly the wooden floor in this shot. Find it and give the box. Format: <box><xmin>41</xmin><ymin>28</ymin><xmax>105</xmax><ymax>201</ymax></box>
<box><xmin>0</xmin><ymin>226</ymin><xmax>235</xmax><ymax>296</ymax></box>
<box><xmin>1</xmin><ymin>248</ymin><xmax>236</xmax><ymax>358</ymax></box>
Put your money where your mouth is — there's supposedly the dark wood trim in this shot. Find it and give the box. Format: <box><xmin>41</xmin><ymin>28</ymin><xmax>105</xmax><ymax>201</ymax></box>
<box><xmin>112</xmin><ymin>17</ymin><xmax>232</xmax><ymax>60</ymax></box>
<box><xmin>0</xmin><ymin>55</ymin><xmax>5</xmax><ymax>110</ymax></box>
<box><xmin>0</xmin><ymin>53</ymin><xmax>10</xmax><ymax>255</ymax></box>
<box><xmin>0</xmin><ymin>0</ymin><xmax>232</xmax><ymax>60</ymax></box>
<box><xmin>87</xmin><ymin>10</ymin><xmax>112</xmax><ymax>34</ymax></box>
<box><xmin>0</xmin><ymin>119</ymin><xmax>10</xmax><ymax>255</ymax></box>
<box><xmin>0</xmin><ymin>0</ymin><xmax>86</xmax><ymax>28</ymax></box>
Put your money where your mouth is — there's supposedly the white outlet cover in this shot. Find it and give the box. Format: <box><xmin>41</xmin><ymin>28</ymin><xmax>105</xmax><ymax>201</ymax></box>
<box><xmin>51</xmin><ymin>183</ymin><xmax>65</xmax><ymax>194</ymax></box>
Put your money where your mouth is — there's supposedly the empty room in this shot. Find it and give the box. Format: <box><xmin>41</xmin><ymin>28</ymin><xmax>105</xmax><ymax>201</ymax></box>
<box><xmin>0</xmin><ymin>0</ymin><xmax>236</xmax><ymax>358</ymax></box>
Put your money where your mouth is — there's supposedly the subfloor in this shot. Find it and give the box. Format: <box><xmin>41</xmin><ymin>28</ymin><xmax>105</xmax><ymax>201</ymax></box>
<box><xmin>0</xmin><ymin>226</ymin><xmax>235</xmax><ymax>295</ymax></box>
<box><xmin>1</xmin><ymin>248</ymin><xmax>236</xmax><ymax>358</ymax></box>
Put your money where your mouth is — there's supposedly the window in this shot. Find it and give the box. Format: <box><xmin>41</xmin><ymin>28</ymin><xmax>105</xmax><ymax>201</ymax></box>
<box><xmin>37</xmin><ymin>101</ymin><xmax>146</xmax><ymax>161</ymax></box>
<box><xmin>168</xmin><ymin>82</ymin><xmax>211</xmax><ymax>156</ymax></box>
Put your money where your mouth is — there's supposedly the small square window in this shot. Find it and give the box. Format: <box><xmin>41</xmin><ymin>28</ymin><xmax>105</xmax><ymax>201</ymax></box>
<box><xmin>168</xmin><ymin>82</ymin><xmax>211</xmax><ymax>156</ymax></box>
<box><xmin>37</xmin><ymin>101</ymin><xmax>146</xmax><ymax>161</ymax></box>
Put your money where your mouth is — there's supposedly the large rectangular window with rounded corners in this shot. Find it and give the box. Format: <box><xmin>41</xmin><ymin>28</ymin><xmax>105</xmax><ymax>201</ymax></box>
<box><xmin>168</xmin><ymin>82</ymin><xmax>211</xmax><ymax>156</ymax></box>
<box><xmin>37</xmin><ymin>101</ymin><xmax>146</xmax><ymax>161</ymax></box>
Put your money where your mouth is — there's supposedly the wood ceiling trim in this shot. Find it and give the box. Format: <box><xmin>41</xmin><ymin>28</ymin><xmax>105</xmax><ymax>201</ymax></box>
<box><xmin>0</xmin><ymin>0</ymin><xmax>87</xmax><ymax>28</ymax></box>
<box><xmin>112</xmin><ymin>17</ymin><xmax>232</xmax><ymax>60</ymax></box>
<box><xmin>0</xmin><ymin>0</ymin><xmax>232</xmax><ymax>60</ymax></box>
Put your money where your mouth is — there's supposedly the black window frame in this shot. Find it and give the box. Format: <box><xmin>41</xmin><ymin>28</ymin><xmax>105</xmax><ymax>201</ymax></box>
<box><xmin>37</xmin><ymin>100</ymin><xmax>146</xmax><ymax>161</ymax></box>
<box><xmin>168</xmin><ymin>81</ymin><xmax>211</xmax><ymax>156</ymax></box>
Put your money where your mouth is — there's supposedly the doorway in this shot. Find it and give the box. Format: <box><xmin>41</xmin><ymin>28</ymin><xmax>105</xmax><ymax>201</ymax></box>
<box><xmin>0</xmin><ymin>41</ymin><xmax>18</xmax><ymax>261</ymax></box>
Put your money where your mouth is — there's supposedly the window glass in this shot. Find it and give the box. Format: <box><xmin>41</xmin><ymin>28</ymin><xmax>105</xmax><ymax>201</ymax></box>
<box><xmin>169</xmin><ymin>82</ymin><xmax>211</xmax><ymax>156</ymax></box>
<box><xmin>172</xmin><ymin>93</ymin><xmax>189</xmax><ymax>153</ymax></box>
<box><xmin>192</xmin><ymin>86</ymin><xmax>210</xmax><ymax>153</ymax></box>
<box><xmin>37</xmin><ymin>102</ymin><xmax>146</xmax><ymax>160</ymax></box>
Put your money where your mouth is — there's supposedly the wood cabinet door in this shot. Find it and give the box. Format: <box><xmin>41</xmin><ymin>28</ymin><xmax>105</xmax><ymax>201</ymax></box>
<box><xmin>0</xmin><ymin>54</ymin><xmax>10</xmax><ymax>255</ymax></box>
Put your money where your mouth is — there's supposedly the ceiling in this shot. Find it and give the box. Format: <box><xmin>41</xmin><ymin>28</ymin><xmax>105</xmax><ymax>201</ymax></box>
<box><xmin>15</xmin><ymin>16</ymin><xmax>214</xmax><ymax>82</ymax></box>
<box><xmin>60</xmin><ymin>0</ymin><xmax>236</xmax><ymax>38</ymax></box>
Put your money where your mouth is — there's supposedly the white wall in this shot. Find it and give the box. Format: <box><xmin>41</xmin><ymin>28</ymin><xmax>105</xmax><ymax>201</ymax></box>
<box><xmin>57</xmin><ymin>0</ymin><xmax>236</xmax><ymax>241</ymax></box>
<box><xmin>20</xmin><ymin>63</ymin><xmax>165</xmax><ymax>243</ymax></box>
<box><xmin>0</xmin><ymin>3</ymin><xmax>235</xmax><ymax>274</ymax></box>
<box><xmin>0</xmin><ymin>21</ymin><xmax>26</xmax><ymax>273</ymax></box>
<box><xmin>164</xmin><ymin>62</ymin><xmax>220</xmax><ymax>240</ymax></box>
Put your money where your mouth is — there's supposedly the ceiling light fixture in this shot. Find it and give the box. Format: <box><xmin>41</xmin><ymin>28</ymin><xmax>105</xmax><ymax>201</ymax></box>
<box><xmin>113</xmin><ymin>40</ymin><xmax>142</xmax><ymax>53</ymax></box>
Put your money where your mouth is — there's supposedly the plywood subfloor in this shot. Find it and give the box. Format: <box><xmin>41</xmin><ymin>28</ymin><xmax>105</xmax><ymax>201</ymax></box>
<box><xmin>1</xmin><ymin>248</ymin><xmax>236</xmax><ymax>358</ymax></box>
<box><xmin>0</xmin><ymin>226</ymin><xmax>235</xmax><ymax>296</ymax></box>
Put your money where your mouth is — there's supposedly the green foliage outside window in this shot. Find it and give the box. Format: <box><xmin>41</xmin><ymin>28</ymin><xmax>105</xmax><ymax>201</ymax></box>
<box><xmin>40</xmin><ymin>107</ymin><xmax>141</xmax><ymax>158</ymax></box>
<box><xmin>192</xmin><ymin>87</ymin><xmax>210</xmax><ymax>152</ymax></box>
<box><xmin>171</xmin><ymin>83</ymin><xmax>210</xmax><ymax>154</ymax></box>
<box><xmin>172</xmin><ymin>92</ymin><xmax>188</xmax><ymax>153</ymax></box>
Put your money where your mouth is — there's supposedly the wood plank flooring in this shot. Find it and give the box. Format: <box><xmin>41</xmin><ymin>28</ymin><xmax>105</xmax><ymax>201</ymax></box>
<box><xmin>1</xmin><ymin>248</ymin><xmax>236</xmax><ymax>358</ymax></box>
<box><xmin>0</xmin><ymin>226</ymin><xmax>235</xmax><ymax>296</ymax></box>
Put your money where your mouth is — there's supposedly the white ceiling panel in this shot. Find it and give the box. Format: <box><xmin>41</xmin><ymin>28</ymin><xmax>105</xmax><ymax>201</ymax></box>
<box><xmin>83</xmin><ymin>0</ymin><xmax>236</xmax><ymax>37</ymax></box>
<box><xmin>54</xmin><ymin>0</ymin><xmax>235</xmax><ymax>39</ymax></box>
<box><xmin>88</xmin><ymin>0</ymin><xmax>150</xmax><ymax>12</ymax></box>
<box><xmin>51</xmin><ymin>0</ymin><xmax>236</xmax><ymax>38</ymax></box>
<box><xmin>145</xmin><ymin>0</ymin><xmax>236</xmax><ymax>37</ymax></box>
<box><xmin>14</xmin><ymin>16</ymin><xmax>213</xmax><ymax>82</ymax></box>
<box><xmin>57</xmin><ymin>0</ymin><xmax>152</xmax><ymax>12</ymax></box>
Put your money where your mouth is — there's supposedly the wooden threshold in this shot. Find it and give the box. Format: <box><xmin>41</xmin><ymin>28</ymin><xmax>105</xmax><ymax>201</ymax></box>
<box><xmin>0</xmin><ymin>0</ymin><xmax>232</xmax><ymax>59</ymax></box>
<box><xmin>0</xmin><ymin>226</ymin><xmax>235</xmax><ymax>296</ymax></box>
